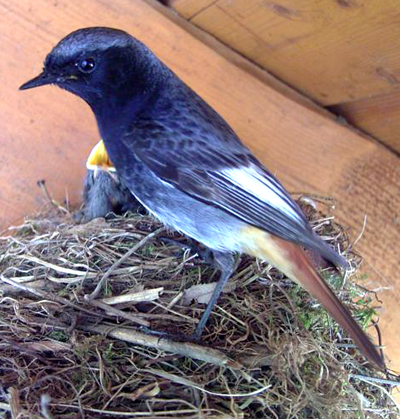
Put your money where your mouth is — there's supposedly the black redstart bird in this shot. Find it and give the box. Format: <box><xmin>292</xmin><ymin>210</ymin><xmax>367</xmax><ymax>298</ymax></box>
<box><xmin>20</xmin><ymin>27</ymin><xmax>384</xmax><ymax>368</ymax></box>
<box><xmin>77</xmin><ymin>140</ymin><xmax>140</xmax><ymax>222</ymax></box>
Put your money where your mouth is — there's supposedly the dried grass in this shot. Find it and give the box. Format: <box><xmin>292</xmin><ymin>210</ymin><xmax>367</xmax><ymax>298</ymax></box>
<box><xmin>0</xmin><ymin>198</ymin><xmax>399</xmax><ymax>418</ymax></box>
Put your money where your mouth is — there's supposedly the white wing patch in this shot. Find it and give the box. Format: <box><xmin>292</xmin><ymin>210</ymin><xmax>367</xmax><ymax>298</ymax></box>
<box><xmin>219</xmin><ymin>165</ymin><xmax>301</xmax><ymax>221</ymax></box>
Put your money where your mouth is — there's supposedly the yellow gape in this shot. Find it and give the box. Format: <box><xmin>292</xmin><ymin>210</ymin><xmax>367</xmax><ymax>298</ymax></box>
<box><xmin>86</xmin><ymin>140</ymin><xmax>116</xmax><ymax>172</ymax></box>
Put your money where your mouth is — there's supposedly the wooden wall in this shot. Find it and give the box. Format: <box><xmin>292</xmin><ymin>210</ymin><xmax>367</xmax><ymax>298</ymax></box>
<box><xmin>1</xmin><ymin>0</ymin><xmax>400</xmax><ymax>374</ymax></box>
<box><xmin>171</xmin><ymin>0</ymin><xmax>400</xmax><ymax>153</ymax></box>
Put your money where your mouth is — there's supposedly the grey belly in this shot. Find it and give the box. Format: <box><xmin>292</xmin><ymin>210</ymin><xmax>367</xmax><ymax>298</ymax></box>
<box><xmin>123</xmin><ymin>164</ymin><xmax>244</xmax><ymax>252</ymax></box>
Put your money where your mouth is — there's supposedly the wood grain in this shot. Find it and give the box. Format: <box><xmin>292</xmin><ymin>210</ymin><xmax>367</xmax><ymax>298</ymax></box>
<box><xmin>173</xmin><ymin>0</ymin><xmax>400</xmax><ymax>106</ymax></box>
<box><xmin>331</xmin><ymin>90</ymin><xmax>400</xmax><ymax>154</ymax></box>
<box><xmin>168</xmin><ymin>0</ymin><xmax>335</xmax><ymax>119</ymax></box>
<box><xmin>169</xmin><ymin>0</ymin><xmax>216</xmax><ymax>18</ymax></box>
<box><xmin>1</xmin><ymin>0</ymin><xmax>400</xmax><ymax>371</ymax></box>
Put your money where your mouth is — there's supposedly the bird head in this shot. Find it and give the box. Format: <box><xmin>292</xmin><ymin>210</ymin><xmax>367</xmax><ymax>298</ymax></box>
<box><xmin>20</xmin><ymin>27</ymin><xmax>166</xmax><ymax>113</ymax></box>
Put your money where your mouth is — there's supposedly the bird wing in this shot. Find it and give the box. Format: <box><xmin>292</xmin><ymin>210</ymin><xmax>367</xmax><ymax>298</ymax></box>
<box><xmin>125</xmin><ymin>125</ymin><xmax>345</xmax><ymax>266</ymax></box>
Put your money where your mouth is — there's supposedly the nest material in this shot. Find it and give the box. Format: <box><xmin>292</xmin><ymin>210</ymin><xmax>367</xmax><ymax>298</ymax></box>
<box><xmin>0</xmin><ymin>199</ymin><xmax>399</xmax><ymax>418</ymax></box>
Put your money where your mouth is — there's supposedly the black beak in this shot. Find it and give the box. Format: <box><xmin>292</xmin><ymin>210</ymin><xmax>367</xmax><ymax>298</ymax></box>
<box><xmin>19</xmin><ymin>71</ymin><xmax>57</xmax><ymax>90</ymax></box>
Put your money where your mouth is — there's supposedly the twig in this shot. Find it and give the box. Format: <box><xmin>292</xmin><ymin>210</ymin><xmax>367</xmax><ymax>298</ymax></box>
<box><xmin>100</xmin><ymin>287</ymin><xmax>163</xmax><ymax>305</ymax></box>
<box><xmin>80</xmin><ymin>323</ymin><xmax>242</xmax><ymax>369</ymax></box>
<box><xmin>0</xmin><ymin>275</ymin><xmax>48</xmax><ymax>295</ymax></box>
<box><xmin>16</xmin><ymin>255</ymin><xmax>94</xmax><ymax>276</ymax></box>
<box><xmin>146</xmin><ymin>368</ymin><xmax>270</xmax><ymax>397</ymax></box>
<box><xmin>37</xmin><ymin>180</ymin><xmax>69</xmax><ymax>214</ymax></box>
<box><xmin>349</xmin><ymin>374</ymin><xmax>400</xmax><ymax>387</ymax></box>
<box><xmin>126</xmin><ymin>312</ymin><xmax>194</xmax><ymax>323</ymax></box>
<box><xmin>166</xmin><ymin>291</ymin><xmax>184</xmax><ymax>309</ymax></box>
<box><xmin>350</xmin><ymin>374</ymin><xmax>400</xmax><ymax>412</ymax></box>
<box><xmin>54</xmin><ymin>404</ymin><xmax>207</xmax><ymax>416</ymax></box>
<box><xmin>0</xmin><ymin>275</ymin><xmax>45</xmax><ymax>298</ymax></box>
<box><xmin>88</xmin><ymin>300</ymin><xmax>150</xmax><ymax>327</ymax></box>
<box><xmin>85</xmin><ymin>227</ymin><xmax>164</xmax><ymax>301</ymax></box>
<box><xmin>352</xmin><ymin>214</ymin><xmax>367</xmax><ymax>249</ymax></box>
<box><xmin>0</xmin><ymin>275</ymin><xmax>103</xmax><ymax>318</ymax></box>
<box><xmin>150</xmin><ymin>301</ymin><xmax>197</xmax><ymax>322</ymax></box>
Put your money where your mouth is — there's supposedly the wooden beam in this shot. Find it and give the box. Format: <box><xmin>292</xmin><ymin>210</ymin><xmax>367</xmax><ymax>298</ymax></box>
<box><xmin>1</xmin><ymin>0</ymin><xmax>400</xmax><ymax>370</ymax></box>
<box><xmin>173</xmin><ymin>0</ymin><xmax>400</xmax><ymax>106</ymax></box>
<box><xmin>331</xmin><ymin>90</ymin><xmax>400</xmax><ymax>154</ymax></box>
<box><xmin>169</xmin><ymin>0</ymin><xmax>215</xmax><ymax>18</ymax></box>
<box><xmin>167</xmin><ymin>0</ymin><xmax>338</xmax><ymax>120</ymax></box>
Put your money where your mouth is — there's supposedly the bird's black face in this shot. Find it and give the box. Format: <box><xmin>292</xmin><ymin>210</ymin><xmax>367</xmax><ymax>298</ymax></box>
<box><xmin>20</xmin><ymin>51</ymin><xmax>102</xmax><ymax>102</ymax></box>
<box><xmin>20</xmin><ymin>27</ymin><xmax>164</xmax><ymax>113</ymax></box>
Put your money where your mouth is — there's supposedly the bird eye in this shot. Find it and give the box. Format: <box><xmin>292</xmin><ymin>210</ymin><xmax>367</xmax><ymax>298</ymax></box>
<box><xmin>77</xmin><ymin>57</ymin><xmax>96</xmax><ymax>73</ymax></box>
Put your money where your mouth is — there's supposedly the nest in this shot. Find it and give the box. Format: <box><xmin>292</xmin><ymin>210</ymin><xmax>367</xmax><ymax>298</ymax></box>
<box><xmin>0</xmin><ymin>198</ymin><xmax>399</xmax><ymax>418</ymax></box>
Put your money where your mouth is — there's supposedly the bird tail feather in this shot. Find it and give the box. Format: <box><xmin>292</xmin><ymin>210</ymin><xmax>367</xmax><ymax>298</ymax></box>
<box><xmin>240</xmin><ymin>226</ymin><xmax>384</xmax><ymax>369</ymax></box>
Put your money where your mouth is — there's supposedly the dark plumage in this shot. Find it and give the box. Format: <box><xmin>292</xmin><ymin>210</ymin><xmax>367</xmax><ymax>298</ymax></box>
<box><xmin>20</xmin><ymin>27</ymin><xmax>384</xmax><ymax>369</ymax></box>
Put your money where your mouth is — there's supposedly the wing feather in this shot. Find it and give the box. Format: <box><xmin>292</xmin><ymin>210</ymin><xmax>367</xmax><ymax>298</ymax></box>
<box><xmin>128</xmin><ymin>125</ymin><xmax>346</xmax><ymax>266</ymax></box>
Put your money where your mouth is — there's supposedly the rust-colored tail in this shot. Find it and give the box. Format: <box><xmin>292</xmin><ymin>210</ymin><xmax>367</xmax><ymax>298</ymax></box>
<box><xmin>242</xmin><ymin>227</ymin><xmax>384</xmax><ymax>369</ymax></box>
<box><xmin>284</xmin><ymin>241</ymin><xmax>384</xmax><ymax>369</ymax></box>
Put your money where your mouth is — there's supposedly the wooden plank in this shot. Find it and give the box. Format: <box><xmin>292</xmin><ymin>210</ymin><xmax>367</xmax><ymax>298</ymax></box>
<box><xmin>1</xmin><ymin>0</ymin><xmax>400</xmax><ymax>371</ymax></box>
<box><xmin>331</xmin><ymin>90</ymin><xmax>400</xmax><ymax>154</ymax></box>
<box><xmin>166</xmin><ymin>0</ymin><xmax>339</xmax><ymax>120</ymax></box>
<box><xmin>179</xmin><ymin>0</ymin><xmax>400</xmax><ymax>105</ymax></box>
<box><xmin>169</xmin><ymin>0</ymin><xmax>216</xmax><ymax>18</ymax></box>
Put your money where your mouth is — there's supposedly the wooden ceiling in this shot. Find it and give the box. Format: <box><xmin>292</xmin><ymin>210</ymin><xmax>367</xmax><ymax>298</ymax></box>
<box><xmin>171</xmin><ymin>0</ymin><xmax>400</xmax><ymax>153</ymax></box>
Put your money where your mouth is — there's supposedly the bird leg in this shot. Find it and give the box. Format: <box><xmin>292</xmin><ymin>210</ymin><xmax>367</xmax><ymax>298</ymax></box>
<box><xmin>193</xmin><ymin>251</ymin><xmax>235</xmax><ymax>340</ymax></box>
